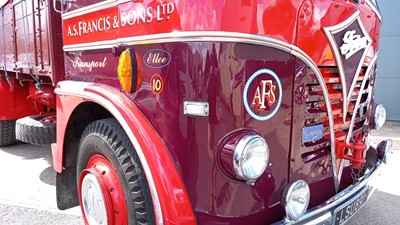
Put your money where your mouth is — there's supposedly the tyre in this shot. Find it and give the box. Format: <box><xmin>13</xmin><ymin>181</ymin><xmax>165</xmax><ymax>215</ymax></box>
<box><xmin>0</xmin><ymin>120</ymin><xmax>16</xmax><ymax>147</ymax></box>
<box><xmin>15</xmin><ymin>115</ymin><xmax>56</xmax><ymax>145</ymax></box>
<box><xmin>77</xmin><ymin>118</ymin><xmax>155</xmax><ymax>225</ymax></box>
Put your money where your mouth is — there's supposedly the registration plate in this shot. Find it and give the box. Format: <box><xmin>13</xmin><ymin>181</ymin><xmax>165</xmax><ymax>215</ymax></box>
<box><xmin>334</xmin><ymin>188</ymin><xmax>369</xmax><ymax>225</ymax></box>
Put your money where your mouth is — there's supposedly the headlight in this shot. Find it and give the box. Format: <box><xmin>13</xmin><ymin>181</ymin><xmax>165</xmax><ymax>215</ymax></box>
<box><xmin>373</xmin><ymin>104</ymin><xmax>386</xmax><ymax>129</ymax></box>
<box><xmin>284</xmin><ymin>180</ymin><xmax>310</xmax><ymax>221</ymax></box>
<box><xmin>377</xmin><ymin>139</ymin><xmax>393</xmax><ymax>164</ymax></box>
<box><xmin>233</xmin><ymin>134</ymin><xmax>269</xmax><ymax>182</ymax></box>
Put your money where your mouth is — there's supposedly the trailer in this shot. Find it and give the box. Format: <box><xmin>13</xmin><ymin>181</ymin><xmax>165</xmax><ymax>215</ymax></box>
<box><xmin>0</xmin><ymin>0</ymin><xmax>392</xmax><ymax>225</ymax></box>
<box><xmin>0</xmin><ymin>0</ymin><xmax>62</xmax><ymax>145</ymax></box>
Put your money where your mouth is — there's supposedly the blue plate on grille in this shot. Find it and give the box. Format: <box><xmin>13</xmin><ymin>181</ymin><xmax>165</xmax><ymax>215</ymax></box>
<box><xmin>302</xmin><ymin>124</ymin><xmax>324</xmax><ymax>143</ymax></box>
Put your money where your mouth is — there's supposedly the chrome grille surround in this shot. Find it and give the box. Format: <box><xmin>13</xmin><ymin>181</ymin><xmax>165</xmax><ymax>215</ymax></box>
<box><xmin>305</xmin><ymin>10</ymin><xmax>377</xmax><ymax>191</ymax></box>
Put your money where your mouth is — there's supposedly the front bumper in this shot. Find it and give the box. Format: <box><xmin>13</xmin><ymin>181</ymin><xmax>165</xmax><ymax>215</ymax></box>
<box><xmin>273</xmin><ymin>141</ymin><xmax>390</xmax><ymax>225</ymax></box>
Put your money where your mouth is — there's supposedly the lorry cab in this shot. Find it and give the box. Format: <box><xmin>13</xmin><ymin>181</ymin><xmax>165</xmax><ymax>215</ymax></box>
<box><xmin>0</xmin><ymin>0</ymin><xmax>391</xmax><ymax>224</ymax></box>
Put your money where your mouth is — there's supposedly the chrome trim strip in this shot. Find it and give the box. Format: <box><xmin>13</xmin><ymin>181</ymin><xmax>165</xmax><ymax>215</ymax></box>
<box><xmin>322</xmin><ymin>10</ymin><xmax>375</xmax><ymax>190</ymax></box>
<box><xmin>279</xmin><ymin>159</ymin><xmax>383</xmax><ymax>224</ymax></box>
<box><xmin>302</xmin><ymin>213</ymin><xmax>331</xmax><ymax>225</ymax></box>
<box><xmin>345</xmin><ymin>17</ymin><xmax>373</xmax><ymax>122</ymax></box>
<box><xmin>365</xmin><ymin>0</ymin><xmax>382</xmax><ymax>22</ymax></box>
<box><xmin>337</xmin><ymin>159</ymin><xmax>345</xmax><ymax>184</ymax></box>
<box><xmin>55</xmin><ymin>81</ymin><xmax>164</xmax><ymax>225</ymax></box>
<box><xmin>323</xmin><ymin>11</ymin><xmax>360</xmax><ymax>125</ymax></box>
<box><xmin>64</xmin><ymin>31</ymin><xmax>294</xmax><ymax>53</ymax></box>
<box><xmin>62</xmin><ymin>0</ymin><xmax>130</xmax><ymax>20</ymax></box>
<box><xmin>63</xmin><ymin>40</ymin><xmax>117</xmax><ymax>52</ymax></box>
<box><xmin>117</xmin><ymin>31</ymin><xmax>293</xmax><ymax>52</ymax></box>
<box><xmin>346</xmin><ymin>55</ymin><xmax>378</xmax><ymax>143</ymax></box>
<box><xmin>323</xmin><ymin>10</ymin><xmax>375</xmax><ymax>145</ymax></box>
<box><xmin>290</xmin><ymin>46</ymin><xmax>339</xmax><ymax>193</ymax></box>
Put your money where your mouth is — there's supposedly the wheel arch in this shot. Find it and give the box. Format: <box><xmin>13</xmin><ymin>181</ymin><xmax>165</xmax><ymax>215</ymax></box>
<box><xmin>61</xmin><ymin>101</ymin><xmax>112</xmax><ymax>171</ymax></box>
<box><xmin>53</xmin><ymin>81</ymin><xmax>196</xmax><ymax>225</ymax></box>
<box><xmin>54</xmin><ymin>100</ymin><xmax>111</xmax><ymax>211</ymax></box>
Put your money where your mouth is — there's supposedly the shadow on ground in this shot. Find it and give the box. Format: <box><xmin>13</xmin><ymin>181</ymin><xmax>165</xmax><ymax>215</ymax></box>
<box><xmin>0</xmin><ymin>142</ymin><xmax>55</xmax><ymax>186</ymax></box>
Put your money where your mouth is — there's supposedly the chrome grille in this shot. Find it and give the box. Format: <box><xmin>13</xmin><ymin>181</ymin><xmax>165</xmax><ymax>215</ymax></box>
<box><xmin>304</xmin><ymin>66</ymin><xmax>371</xmax><ymax>148</ymax></box>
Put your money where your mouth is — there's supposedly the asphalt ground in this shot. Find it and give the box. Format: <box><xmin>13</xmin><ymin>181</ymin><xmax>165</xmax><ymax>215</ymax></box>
<box><xmin>0</xmin><ymin>144</ymin><xmax>83</xmax><ymax>225</ymax></box>
<box><xmin>348</xmin><ymin>121</ymin><xmax>400</xmax><ymax>225</ymax></box>
<box><xmin>0</xmin><ymin>121</ymin><xmax>399</xmax><ymax>225</ymax></box>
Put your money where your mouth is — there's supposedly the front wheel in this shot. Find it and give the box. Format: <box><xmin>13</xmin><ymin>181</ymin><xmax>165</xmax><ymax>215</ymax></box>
<box><xmin>77</xmin><ymin>118</ymin><xmax>155</xmax><ymax>225</ymax></box>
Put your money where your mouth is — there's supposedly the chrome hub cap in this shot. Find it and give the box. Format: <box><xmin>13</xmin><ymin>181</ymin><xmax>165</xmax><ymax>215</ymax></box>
<box><xmin>81</xmin><ymin>173</ymin><xmax>108</xmax><ymax>225</ymax></box>
<box><xmin>78</xmin><ymin>154</ymin><xmax>128</xmax><ymax>225</ymax></box>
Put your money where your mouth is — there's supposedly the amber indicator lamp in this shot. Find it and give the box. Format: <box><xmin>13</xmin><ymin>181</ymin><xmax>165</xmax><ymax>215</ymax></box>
<box><xmin>117</xmin><ymin>48</ymin><xmax>143</xmax><ymax>93</ymax></box>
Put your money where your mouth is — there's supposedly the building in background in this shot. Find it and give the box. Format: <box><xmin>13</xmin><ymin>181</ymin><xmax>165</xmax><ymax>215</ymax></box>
<box><xmin>376</xmin><ymin>2</ymin><xmax>400</xmax><ymax>120</ymax></box>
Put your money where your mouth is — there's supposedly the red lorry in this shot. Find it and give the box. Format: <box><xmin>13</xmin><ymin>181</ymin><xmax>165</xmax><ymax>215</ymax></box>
<box><xmin>0</xmin><ymin>0</ymin><xmax>392</xmax><ymax>224</ymax></box>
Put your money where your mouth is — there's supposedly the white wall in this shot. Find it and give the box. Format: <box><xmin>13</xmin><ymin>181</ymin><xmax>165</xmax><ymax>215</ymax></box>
<box><xmin>376</xmin><ymin>2</ymin><xmax>400</xmax><ymax>120</ymax></box>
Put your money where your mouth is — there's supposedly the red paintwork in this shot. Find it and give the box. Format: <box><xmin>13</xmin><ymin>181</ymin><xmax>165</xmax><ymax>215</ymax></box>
<box><xmin>61</xmin><ymin>41</ymin><xmax>294</xmax><ymax>224</ymax></box>
<box><xmin>0</xmin><ymin>0</ymin><xmax>65</xmax><ymax>84</ymax></box>
<box><xmin>0</xmin><ymin>0</ymin><xmax>63</xmax><ymax>120</ymax></box>
<box><xmin>335</xmin><ymin>133</ymin><xmax>367</xmax><ymax>169</ymax></box>
<box><xmin>63</xmin><ymin>6</ymin><xmax>118</xmax><ymax>45</ymax></box>
<box><xmin>28</xmin><ymin>83</ymin><xmax>56</xmax><ymax>110</ymax></box>
<box><xmin>40</xmin><ymin>116</ymin><xmax>56</xmax><ymax>124</ymax></box>
<box><xmin>56</xmin><ymin>1</ymin><xmax>383</xmax><ymax>224</ymax></box>
<box><xmin>79</xmin><ymin>154</ymin><xmax>128</xmax><ymax>225</ymax></box>
<box><xmin>54</xmin><ymin>82</ymin><xmax>196</xmax><ymax>225</ymax></box>
<box><xmin>296</xmin><ymin>0</ymin><xmax>379</xmax><ymax>66</ymax></box>
<box><xmin>136</xmin><ymin>42</ymin><xmax>292</xmax><ymax>224</ymax></box>
<box><xmin>63</xmin><ymin>1</ymin><xmax>304</xmax><ymax>46</ymax></box>
<box><xmin>0</xmin><ymin>0</ymin><xmax>383</xmax><ymax>224</ymax></box>
<box><xmin>0</xmin><ymin>76</ymin><xmax>43</xmax><ymax>120</ymax></box>
<box><xmin>293</xmin><ymin>0</ymin><xmax>379</xmax><ymax>188</ymax></box>
<box><xmin>52</xmin><ymin>92</ymin><xmax>81</xmax><ymax>172</ymax></box>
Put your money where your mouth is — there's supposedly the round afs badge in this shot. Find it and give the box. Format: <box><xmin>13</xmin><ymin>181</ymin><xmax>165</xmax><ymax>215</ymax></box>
<box><xmin>243</xmin><ymin>69</ymin><xmax>283</xmax><ymax>121</ymax></box>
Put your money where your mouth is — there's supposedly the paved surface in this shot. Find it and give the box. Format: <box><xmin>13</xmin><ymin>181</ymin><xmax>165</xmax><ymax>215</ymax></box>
<box><xmin>0</xmin><ymin>144</ymin><xmax>83</xmax><ymax>225</ymax></box>
<box><xmin>348</xmin><ymin>120</ymin><xmax>400</xmax><ymax>225</ymax></box>
<box><xmin>0</xmin><ymin>203</ymin><xmax>82</xmax><ymax>225</ymax></box>
<box><xmin>0</xmin><ymin>121</ymin><xmax>399</xmax><ymax>225</ymax></box>
<box><xmin>348</xmin><ymin>153</ymin><xmax>400</xmax><ymax>225</ymax></box>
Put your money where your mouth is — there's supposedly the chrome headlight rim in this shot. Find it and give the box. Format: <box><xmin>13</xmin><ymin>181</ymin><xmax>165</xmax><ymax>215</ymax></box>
<box><xmin>377</xmin><ymin>139</ymin><xmax>393</xmax><ymax>163</ymax></box>
<box><xmin>373</xmin><ymin>104</ymin><xmax>386</xmax><ymax>129</ymax></box>
<box><xmin>284</xmin><ymin>180</ymin><xmax>311</xmax><ymax>221</ymax></box>
<box><xmin>233</xmin><ymin>134</ymin><xmax>269</xmax><ymax>181</ymax></box>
